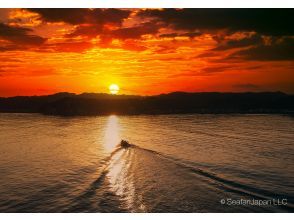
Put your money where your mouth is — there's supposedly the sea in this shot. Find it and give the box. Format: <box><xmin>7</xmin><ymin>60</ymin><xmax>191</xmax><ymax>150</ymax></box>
<box><xmin>0</xmin><ymin>113</ymin><xmax>293</xmax><ymax>212</ymax></box>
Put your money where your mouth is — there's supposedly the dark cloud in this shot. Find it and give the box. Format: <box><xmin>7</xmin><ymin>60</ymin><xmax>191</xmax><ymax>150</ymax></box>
<box><xmin>0</xmin><ymin>23</ymin><xmax>46</xmax><ymax>47</ymax></box>
<box><xmin>213</xmin><ymin>34</ymin><xmax>263</xmax><ymax>51</ymax></box>
<box><xmin>231</xmin><ymin>37</ymin><xmax>294</xmax><ymax>61</ymax></box>
<box><xmin>66</xmin><ymin>25</ymin><xmax>104</xmax><ymax>38</ymax></box>
<box><xmin>67</xmin><ymin>21</ymin><xmax>161</xmax><ymax>41</ymax></box>
<box><xmin>201</xmin><ymin>65</ymin><xmax>234</xmax><ymax>74</ymax></box>
<box><xmin>109</xmin><ymin>22</ymin><xmax>160</xmax><ymax>40</ymax></box>
<box><xmin>159</xmin><ymin>32</ymin><xmax>202</xmax><ymax>38</ymax></box>
<box><xmin>196</xmin><ymin>52</ymin><xmax>218</xmax><ymax>58</ymax></box>
<box><xmin>28</xmin><ymin>9</ymin><xmax>131</xmax><ymax>26</ymax></box>
<box><xmin>0</xmin><ymin>45</ymin><xmax>21</xmax><ymax>52</ymax></box>
<box><xmin>138</xmin><ymin>9</ymin><xmax>293</xmax><ymax>36</ymax></box>
<box><xmin>27</xmin><ymin>9</ymin><xmax>132</xmax><ymax>43</ymax></box>
<box><xmin>200</xmin><ymin>64</ymin><xmax>263</xmax><ymax>74</ymax></box>
<box><xmin>40</xmin><ymin>9</ymin><xmax>155</xmax><ymax>41</ymax></box>
<box><xmin>1</xmin><ymin>8</ymin><xmax>293</xmax><ymax>59</ymax></box>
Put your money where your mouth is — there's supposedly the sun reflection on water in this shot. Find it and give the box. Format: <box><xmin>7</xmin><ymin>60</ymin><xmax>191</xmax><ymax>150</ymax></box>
<box><xmin>102</xmin><ymin>115</ymin><xmax>144</xmax><ymax>211</ymax></box>
<box><xmin>103</xmin><ymin>115</ymin><xmax>121</xmax><ymax>152</ymax></box>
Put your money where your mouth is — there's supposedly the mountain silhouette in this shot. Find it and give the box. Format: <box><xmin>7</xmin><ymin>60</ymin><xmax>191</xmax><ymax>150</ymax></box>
<box><xmin>0</xmin><ymin>92</ymin><xmax>293</xmax><ymax>116</ymax></box>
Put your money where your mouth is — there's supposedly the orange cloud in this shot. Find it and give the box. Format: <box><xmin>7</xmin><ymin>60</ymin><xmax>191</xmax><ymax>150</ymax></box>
<box><xmin>0</xmin><ymin>9</ymin><xmax>293</xmax><ymax>97</ymax></box>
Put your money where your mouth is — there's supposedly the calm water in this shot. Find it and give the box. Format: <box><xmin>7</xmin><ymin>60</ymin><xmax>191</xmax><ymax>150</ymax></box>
<box><xmin>0</xmin><ymin>113</ymin><xmax>293</xmax><ymax>212</ymax></box>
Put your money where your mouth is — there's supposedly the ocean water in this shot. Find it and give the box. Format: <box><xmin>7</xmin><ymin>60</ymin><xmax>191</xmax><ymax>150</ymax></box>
<box><xmin>0</xmin><ymin>113</ymin><xmax>293</xmax><ymax>212</ymax></box>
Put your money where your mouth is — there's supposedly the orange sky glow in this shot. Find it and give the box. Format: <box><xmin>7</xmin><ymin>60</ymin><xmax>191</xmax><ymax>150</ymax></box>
<box><xmin>0</xmin><ymin>9</ymin><xmax>293</xmax><ymax>97</ymax></box>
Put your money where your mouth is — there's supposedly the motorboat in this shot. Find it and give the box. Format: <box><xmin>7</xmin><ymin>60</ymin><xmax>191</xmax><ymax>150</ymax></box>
<box><xmin>120</xmin><ymin>140</ymin><xmax>131</xmax><ymax>148</ymax></box>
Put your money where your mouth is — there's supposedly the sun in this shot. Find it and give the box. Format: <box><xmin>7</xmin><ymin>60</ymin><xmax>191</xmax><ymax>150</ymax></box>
<box><xmin>109</xmin><ymin>84</ymin><xmax>120</xmax><ymax>94</ymax></box>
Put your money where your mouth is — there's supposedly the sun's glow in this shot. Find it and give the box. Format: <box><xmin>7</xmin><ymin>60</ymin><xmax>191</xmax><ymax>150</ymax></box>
<box><xmin>103</xmin><ymin>115</ymin><xmax>121</xmax><ymax>152</ymax></box>
<box><xmin>109</xmin><ymin>84</ymin><xmax>120</xmax><ymax>94</ymax></box>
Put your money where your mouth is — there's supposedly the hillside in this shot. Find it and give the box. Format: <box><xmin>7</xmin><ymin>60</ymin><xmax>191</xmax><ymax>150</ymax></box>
<box><xmin>0</xmin><ymin>92</ymin><xmax>293</xmax><ymax>116</ymax></box>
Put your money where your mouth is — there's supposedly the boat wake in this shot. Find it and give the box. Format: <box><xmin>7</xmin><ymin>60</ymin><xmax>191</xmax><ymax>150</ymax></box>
<box><xmin>66</xmin><ymin>142</ymin><xmax>293</xmax><ymax>212</ymax></box>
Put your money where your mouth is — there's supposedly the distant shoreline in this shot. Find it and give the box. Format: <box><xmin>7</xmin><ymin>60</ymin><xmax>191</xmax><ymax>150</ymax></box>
<box><xmin>0</xmin><ymin>92</ymin><xmax>293</xmax><ymax>116</ymax></box>
<box><xmin>0</xmin><ymin>112</ymin><xmax>293</xmax><ymax>118</ymax></box>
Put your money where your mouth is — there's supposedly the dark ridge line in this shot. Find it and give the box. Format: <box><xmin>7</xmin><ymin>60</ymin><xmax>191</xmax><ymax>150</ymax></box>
<box><xmin>1</xmin><ymin>92</ymin><xmax>293</xmax><ymax>116</ymax></box>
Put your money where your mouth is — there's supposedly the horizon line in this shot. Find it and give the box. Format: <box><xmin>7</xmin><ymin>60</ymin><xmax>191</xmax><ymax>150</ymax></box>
<box><xmin>0</xmin><ymin>90</ymin><xmax>291</xmax><ymax>99</ymax></box>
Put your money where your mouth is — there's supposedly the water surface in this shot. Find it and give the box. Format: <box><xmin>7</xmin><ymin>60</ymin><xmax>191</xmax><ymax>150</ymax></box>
<box><xmin>0</xmin><ymin>113</ymin><xmax>293</xmax><ymax>212</ymax></box>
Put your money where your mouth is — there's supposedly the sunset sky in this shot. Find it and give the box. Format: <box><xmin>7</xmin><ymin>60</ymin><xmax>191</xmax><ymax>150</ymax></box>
<box><xmin>0</xmin><ymin>9</ymin><xmax>293</xmax><ymax>97</ymax></box>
